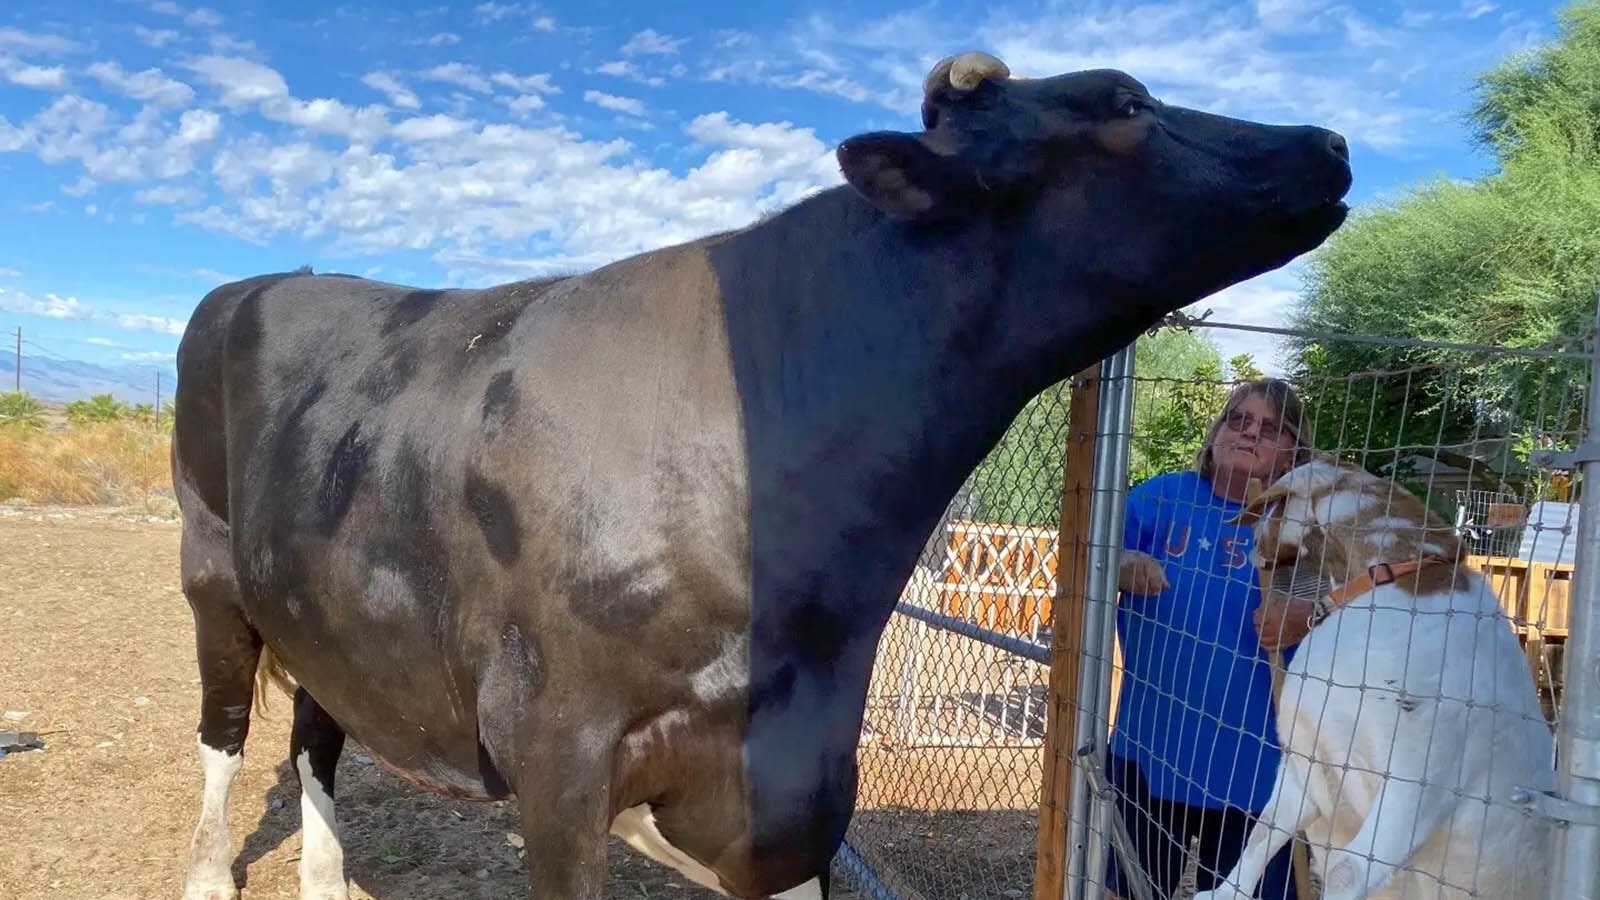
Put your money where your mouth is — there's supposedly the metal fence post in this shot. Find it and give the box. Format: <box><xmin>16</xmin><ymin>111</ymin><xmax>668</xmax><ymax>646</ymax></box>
<box><xmin>1545</xmin><ymin>304</ymin><xmax>1600</xmax><ymax>900</ymax></box>
<box><xmin>1062</xmin><ymin>343</ymin><xmax>1137</xmax><ymax>899</ymax></box>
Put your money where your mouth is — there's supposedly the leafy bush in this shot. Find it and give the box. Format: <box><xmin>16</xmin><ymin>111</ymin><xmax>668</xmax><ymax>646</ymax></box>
<box><xmin>0</xmin><ymin>391</ymin><xmax>45</xmax><ymax>429</ymax></box>
<box><xmin>65</xmin><ymin>393</ymin><xmax>132</xmax><ymax>425</ymax></box>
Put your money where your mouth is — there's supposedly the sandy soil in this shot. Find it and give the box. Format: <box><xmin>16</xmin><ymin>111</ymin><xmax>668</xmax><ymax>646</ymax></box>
<box><xmin>0</xmin><ymin>508</ymin><xmax>1042</xmax><ymax>899</ymax></box>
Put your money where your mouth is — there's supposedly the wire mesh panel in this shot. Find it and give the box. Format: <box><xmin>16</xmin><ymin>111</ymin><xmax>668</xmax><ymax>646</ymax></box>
<box><xmin>837</xmin><ymin>379</ymin><xmax>1074</xmax><ymax>900</ymax></box>
<box><xmin>1072</xmin><ymin>324</ymin><xmax>1591</xmax><ymax>900</ymax></box>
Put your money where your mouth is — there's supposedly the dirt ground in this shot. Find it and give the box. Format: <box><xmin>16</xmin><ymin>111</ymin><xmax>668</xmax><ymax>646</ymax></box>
<box><xmin>0</xmin><ymin>509</ymin><xmax>767</xmax><ymax>899</ymax></box>
<box><xmin>0</xmin><ymin>508</ymin><xmax>1043</xmax><ymax>899</ymax></box>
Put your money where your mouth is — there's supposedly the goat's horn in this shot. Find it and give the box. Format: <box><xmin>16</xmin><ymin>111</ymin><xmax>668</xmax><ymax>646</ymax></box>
<box><xmin>924</xmin><ymin>51</ymin><xmax>1010</xmax><ymax>97</ymax></box>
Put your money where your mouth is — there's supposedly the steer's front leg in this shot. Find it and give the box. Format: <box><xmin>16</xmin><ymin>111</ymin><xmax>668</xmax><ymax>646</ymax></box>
<box><xmin>510</xmin><ymin>734</ymin><xmax>614</xmax><ymax>900</ymax></box>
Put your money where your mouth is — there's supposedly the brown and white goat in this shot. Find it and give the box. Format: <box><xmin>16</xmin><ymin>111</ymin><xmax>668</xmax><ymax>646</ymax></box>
<box><xmin>1192</xmin><ymin>459</ymin><xmax>1555</xmax><ymax>900</ymax></box>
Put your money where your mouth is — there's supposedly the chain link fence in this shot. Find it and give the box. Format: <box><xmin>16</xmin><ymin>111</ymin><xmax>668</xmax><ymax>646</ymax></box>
<box><xmin>1069</xmin><ymin>321</ymin><xmax>1593</xmax><ymax>900</ymax></box>
<box><xmin>836</xmin><ymin>375</ymin><xmax>1074</xmax><ymax>900</ymax></box>
<box><xmin>834</xmin><ymin>315</ymin><xmax>1598</xmax><ymax>900</ymax></box>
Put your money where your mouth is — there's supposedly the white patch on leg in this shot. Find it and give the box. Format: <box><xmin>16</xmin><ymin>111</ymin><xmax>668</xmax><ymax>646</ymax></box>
<box><xmin>296</xmin><ymin>751</ymin><xmax>350</xmax><ymax>900</ymax></box>
<box><xmin>610</xmin><ymin>805</ymin><xmax>728</xmax><ymax>895</ymax></box>
<box><xmin>774</xmin><ymin>877</ymin><xmax>824</xmax><ymax>899</ymax></box>
<box><xmin>183</xmin><ymin>736</ymin><xmax>243</xmax><ymax>900</ymax></box>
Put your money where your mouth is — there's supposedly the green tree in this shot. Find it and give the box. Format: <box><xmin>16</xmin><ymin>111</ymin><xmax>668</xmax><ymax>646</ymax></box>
<box><xmin>1228</xmin><ymin>353</ymin><xmax>1263</xmax><ymax>382</ymax></box>
<box><xmin>964</xmin><ymin>327</ymin><xmax>1231</xmax><ymax>525</ymax></box>
<box><xmin>1290</xmin><ymin>0</ymin><xmax>1600</xmax><ymax>488</ymax></box>
<box><xmin>1127</xmin><ymin>328</ymin><xmax>1232</xmax><ymax>486</ymax></box>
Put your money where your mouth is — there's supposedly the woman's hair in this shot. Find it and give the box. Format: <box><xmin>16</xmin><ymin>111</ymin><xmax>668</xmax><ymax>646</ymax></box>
<box><xmin>1193</xmin><ymin>377</ymin><xmax>1316</xmax><ymax>479</ymax></box>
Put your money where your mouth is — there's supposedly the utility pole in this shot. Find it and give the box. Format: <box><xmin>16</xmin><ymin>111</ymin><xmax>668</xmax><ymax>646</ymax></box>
<box><xmin>155</xmin><ymin>370</ymin><xmax>162</xmax><ymax>418</ymax></box>
<box><xmin>13</xmin><ymin>327</ymin><xmax>19</xmax><ymax>393</ymax></box>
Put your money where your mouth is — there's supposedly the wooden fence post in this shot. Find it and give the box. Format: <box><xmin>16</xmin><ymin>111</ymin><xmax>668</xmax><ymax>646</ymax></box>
<box><xmin>1034</xmin><ymin>364</ymin><xmax>1104</xmax><ymax>900</ymax></box>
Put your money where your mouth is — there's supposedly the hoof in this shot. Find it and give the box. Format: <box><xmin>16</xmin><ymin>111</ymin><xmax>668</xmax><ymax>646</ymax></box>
<box><xmin>182</xmin><ymin>883</ymin><xmax>239</xmax><ymax>900</ymax></box>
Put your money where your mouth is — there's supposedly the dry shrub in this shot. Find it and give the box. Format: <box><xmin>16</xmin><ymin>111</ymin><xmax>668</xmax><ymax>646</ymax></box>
<box><xmin>0</xmin><ymin>419</ymin><xmax>175</xmax><ymax>513</ymax></box>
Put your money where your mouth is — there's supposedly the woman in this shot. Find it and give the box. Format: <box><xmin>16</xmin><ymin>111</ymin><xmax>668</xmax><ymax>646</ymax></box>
<box><xmin>1105</xmin><ymin>377</ymin><xmax>1318</xmax><ymax>900</ymax></box>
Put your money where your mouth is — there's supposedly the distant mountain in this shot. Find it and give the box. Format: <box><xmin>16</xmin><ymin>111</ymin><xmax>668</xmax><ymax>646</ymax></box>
<box><xmin>0</xmin><ymin>349</ymin><xmax>176</xmax><ymax>406</ymax></box>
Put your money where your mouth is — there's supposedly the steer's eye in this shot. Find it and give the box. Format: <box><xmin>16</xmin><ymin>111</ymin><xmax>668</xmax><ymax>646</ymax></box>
<box><xmin>1118</xmin><ymin>99</ymin><xmax>1147</xmax><ymax>118</ymax></box>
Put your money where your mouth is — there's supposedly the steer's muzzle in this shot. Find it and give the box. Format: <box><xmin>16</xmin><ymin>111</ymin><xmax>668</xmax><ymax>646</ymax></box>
<box><xmin>1285</xmin><ymin>125</ymin><xmax>1354</xmax><ymax>218</ymax></box>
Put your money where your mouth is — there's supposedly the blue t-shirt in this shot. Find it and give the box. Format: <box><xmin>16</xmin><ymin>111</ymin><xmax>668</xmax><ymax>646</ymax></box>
<box><xmin>1111</xmin><ymin>470</ymin><xmax>1287</xmax><ymax>812</ymax></box>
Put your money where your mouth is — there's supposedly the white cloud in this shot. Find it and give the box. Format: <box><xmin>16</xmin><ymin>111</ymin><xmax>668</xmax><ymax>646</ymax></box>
<box><xmin>86</xmin><ymin>62</ymin><xmax>196</xmax><ymax>107</ymax></box>
<box><xmin>2</xmin><ymin>92</ymin><xmax>223</xmax><ymax>187</ymax></box>
<box><xmin>1255</xmin><ymin>0</ymin><xmax>1332</xmax><ymax>32</ymax></box>
<box><xmin>149</xmin><ymin>2</ymin><xmax>222</xmax><ymax>29</ymax></box>
<box><xmin>474</xmin><ymin>2</ymin><xmax>518</xmax><ymax>22</ymax></box>
<box><xmin>174</xmin><ymin>108</ymin><xmax>221</xmax><ymax>145</ymax></box>
<box><xmin>116</xmin><ymin>313</ymin><xmax>186</xmax><ymax>334</ymax></box>
<box><xmin>769</xmin><ymin>70</ymin><xmax>872</xmax><ymax>103</ymax></box>
<box><xmin>425</xmin><ymin>32</ymin><xmax>461</xmax><ymax>46</ymax></box>
<box><xmin>596</xmin><ymin>59</ymin><xmax>666</xmax><ymax>87</ymax></box>
<box><xmin>0</xmin><ymin>287</ymin><xmax>90</xmax><ymax>320</ymax></box>
<box><xmin>186</xmin><ymin>8</ymin><xmax>223</xmax><ymax>28</ymax></box>
<box><xmin>392</xmin><ymin>114</ymin><xmax>473</xmax><ymax>142</ymax></box>
<box><xmin>491</xmin><ymin>71</ymin><xmax>558</xmax><ymax>94</ymax></box>
<box><xmin>499</xmin><ymin>94</ymin><xmax>545</xmax><ymax>116</ymax></box>
<box><xmin>0</xmin><ymin>268</ymin><xmax>19</xmax><ymax>278</ymax></box>
<box><xmin>421</xmin><ymin>62</ymin><xmax>492</xmax><ymax>94</ymax></box>
<box><xmin>362</xmin><ymin>71</ymin><xmax>420</xmax><ymax>109</ymax></box>
<box><xmin>184</xmin><ymin>56</ymin><xmax>387</xmax><ymax>142</ymax></box>
<box><xmin>584</xmin><ymin>90</ymin><xmax>646</xmax><ymax>117</ymax></box>
<box><xmin>7</xmin><ymin>65</ymin><xmax>70</xmax><ymax>91</ymax></box>
<box><xmin>622</xmin><ymin>29</ymin><xmax>686</xmax><ymax>56</ymax></box>
<box><xmin>134</xmin><ymin>184</ymin><xmax>203</xmax><ymax>205</ymax></box>
<box><xmin>182</xmin><ymin>55</ymin><xmax>287</xmax><ymax>107</ymax></box>
<box><xmin>208</xmin><ymin>33</ymin><xmax>256</xmax><ymax>55</ymax></box>
<box><xmin>532</xmin><ymin>16</ymin><xmax>557</xmax><ymax>32</ymax></box>
<box><xmin>0</xmin><ymin>28</ymin><xmax>80</xmax><ymax>55</ymax></box>
<box><xmin>133</xmin><ymin>26</ymin><xmax>181</xmax><ymax>48</ymax></box>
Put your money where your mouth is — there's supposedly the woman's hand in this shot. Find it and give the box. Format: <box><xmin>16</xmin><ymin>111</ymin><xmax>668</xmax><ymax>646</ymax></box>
<box><xmin>1118</xmin><ymin>550</ymin><xmax>1170</xmax><ymax>595</ymax></box>
<box><xmin>1253</xmin><ymin>591</ymin><xmax>1318</xmax><ymax>652</ymax></box>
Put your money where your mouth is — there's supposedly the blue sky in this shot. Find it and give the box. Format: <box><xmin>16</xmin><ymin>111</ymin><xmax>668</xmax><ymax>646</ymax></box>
<box><xmin>0</xmin><ymin>0</ymin><xmax>1570</xmax><ymax>399</ymax></box>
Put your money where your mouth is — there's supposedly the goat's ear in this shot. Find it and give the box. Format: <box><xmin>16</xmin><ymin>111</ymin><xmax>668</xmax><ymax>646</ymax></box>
<box><xmin>1231</xmin><ymin>481</ymin><xmax>1291</xmax><ymax>526</ymax></box>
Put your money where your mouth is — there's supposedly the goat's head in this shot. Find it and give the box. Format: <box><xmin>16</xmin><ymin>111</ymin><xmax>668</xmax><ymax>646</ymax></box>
<box><xmin>1232</xmin><ymin>458</ymin><xmax>1464</xmax><ymax>593</ymax></box>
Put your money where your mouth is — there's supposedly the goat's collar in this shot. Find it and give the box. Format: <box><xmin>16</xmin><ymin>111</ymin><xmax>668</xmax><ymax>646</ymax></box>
<box><xmin>1325</xmin><ymin>554</ymin><xmax>1456</xmax><ymax>609</ymax></box>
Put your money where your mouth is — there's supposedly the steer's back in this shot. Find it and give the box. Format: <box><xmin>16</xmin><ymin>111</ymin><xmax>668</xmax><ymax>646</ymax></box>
<box><xmin>172</xmin><ymin>250</ymin><xmax>754</xmax><ymax>793</ymax></box>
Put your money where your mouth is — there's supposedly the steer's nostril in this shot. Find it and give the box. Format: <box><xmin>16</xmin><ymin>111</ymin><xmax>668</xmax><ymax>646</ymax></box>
<box><xmin>1326</xmin><ymin>132</ymin><xmax>1350</xmax><ymax>162</ymax></box>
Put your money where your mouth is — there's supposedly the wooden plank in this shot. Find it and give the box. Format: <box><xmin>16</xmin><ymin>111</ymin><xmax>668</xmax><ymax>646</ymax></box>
<box><xmin>1034</xmin><ymin>365</ymin><xmax>1102</xmax><ymax>900</ymax></box>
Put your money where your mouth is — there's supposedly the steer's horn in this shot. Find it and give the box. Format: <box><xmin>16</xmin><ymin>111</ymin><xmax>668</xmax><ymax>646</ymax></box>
<box><xmin>923</xmin><ymin>51</ymin><xmax>1011</xmax><ymax>97</ymax></box>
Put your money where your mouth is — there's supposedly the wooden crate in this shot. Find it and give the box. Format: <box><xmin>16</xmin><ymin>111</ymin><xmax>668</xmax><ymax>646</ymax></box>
<box><xmin>1467</xmin><ymin>554</ymin><xmax>1573</xmax><ymax>638</ymax></box>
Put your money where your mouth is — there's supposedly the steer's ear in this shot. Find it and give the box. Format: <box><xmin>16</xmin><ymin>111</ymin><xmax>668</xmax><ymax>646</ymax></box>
<box><xmin>837</xmin><ymin>132</ymin><xmax>975</xmax><ymax>222</ymax></box>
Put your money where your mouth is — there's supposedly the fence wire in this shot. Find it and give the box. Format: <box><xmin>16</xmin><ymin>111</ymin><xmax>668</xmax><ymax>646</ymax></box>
<box><xmin>836</xmin><ymin>376</ymin><xmax>1074</xmax><ymax>900</ymax></box>
<box><xmin>1076</xmin><ymin>326</ymin><xmax>1590</xmax><ymax>900</ymax></box>
<box><xmin>836</xmin><ymin>319</ymin><xmax>1593</xmax><ymax>900</ymax></box>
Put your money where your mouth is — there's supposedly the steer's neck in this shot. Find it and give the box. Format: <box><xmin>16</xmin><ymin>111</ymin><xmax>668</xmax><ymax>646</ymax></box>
<box><xmin>710</xmin><ymin>187</ymin><xmax>1151</xmax><ymax>623</ymax></box>
<box><xmin>711</xmin><ymin>189</ymin><xmax>1061</xmax><ymax>642</ymax></box>
<box><xmin>711</xmin><ymin>188</ymin><xmax>1171</xmax><ymax>861</ymax></box>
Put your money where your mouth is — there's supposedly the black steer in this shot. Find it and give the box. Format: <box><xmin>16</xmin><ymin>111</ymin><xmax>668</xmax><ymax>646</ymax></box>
<box><xmin>172</xmin><ymin>51</ymin><xmax>1351</xmax><ymax>900</ymax></box>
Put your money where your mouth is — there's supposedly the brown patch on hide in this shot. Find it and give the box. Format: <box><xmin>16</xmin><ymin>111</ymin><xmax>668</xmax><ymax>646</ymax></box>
<box><xmin>1240</xmin><ymin>459</ymin><xmax>1477</xmax><ymax>608</ymax></box>
<box><xmin>1093</xmin><ymin>118</ymin><xmax>1152</xmax><ymax>155</ymax></box>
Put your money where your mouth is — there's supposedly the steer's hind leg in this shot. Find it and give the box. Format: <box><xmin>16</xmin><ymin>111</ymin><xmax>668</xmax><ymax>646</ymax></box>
<box><xmin>291</xmin><ymin>687</ymin><xmax>350</xmax><ymax>900</ymax></box>
<box><xmin>181</xmin><ymin>551</ymin><xmax>261</xmax><ymax>900</ymax></box>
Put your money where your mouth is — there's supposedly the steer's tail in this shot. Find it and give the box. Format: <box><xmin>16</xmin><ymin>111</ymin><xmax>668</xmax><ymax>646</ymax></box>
<box><xmin>253</xmin><ymin>644</ymin><xmax>298</xmax><ymax>716</ymax></box>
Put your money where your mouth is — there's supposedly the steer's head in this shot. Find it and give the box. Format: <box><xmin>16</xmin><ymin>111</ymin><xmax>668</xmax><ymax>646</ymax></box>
<box><xmin>836</xmin><ymin>51</ymin><xmax>1352</xmax><ymax>312</ymax></box>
